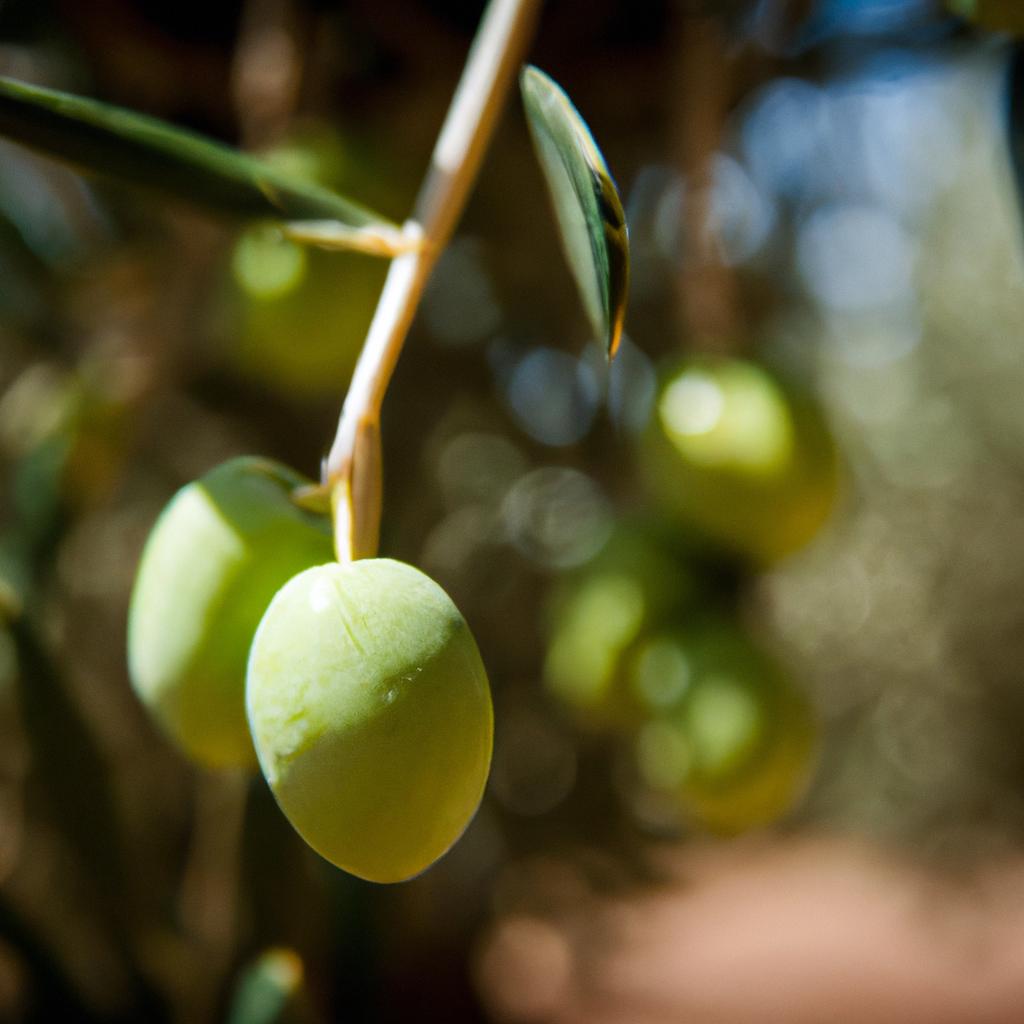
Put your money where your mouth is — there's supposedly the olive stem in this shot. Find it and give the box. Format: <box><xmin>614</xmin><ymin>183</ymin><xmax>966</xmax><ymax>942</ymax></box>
<box><xmin>323</xmin><ymin>0</ymin><xmax>541</xmax><ymax>560</ymax></box>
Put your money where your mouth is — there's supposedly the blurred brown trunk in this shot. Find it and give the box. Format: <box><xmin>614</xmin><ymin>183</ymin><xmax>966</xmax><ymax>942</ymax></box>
<box><xmin>671</xmin><ymin>7</ymin><xmax>740</xmax><ymax>355</ymax></box>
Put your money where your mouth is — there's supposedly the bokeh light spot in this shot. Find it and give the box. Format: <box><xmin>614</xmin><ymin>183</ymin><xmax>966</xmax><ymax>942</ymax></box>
<box><xmin>232</xmin><ymin>227</ymin><xmax>307</xmax><ymax>300</ymax></box>
<box><xmin>502</xmin><ymin>467</ymin><xmax>611</xmax><ymax>569</ymax></box>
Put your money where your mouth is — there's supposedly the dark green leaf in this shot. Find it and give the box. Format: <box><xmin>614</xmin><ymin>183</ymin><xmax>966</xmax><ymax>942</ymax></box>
<box><xmin>521</xmin><ymin>65</ymin><xmax>629</xmax><ymax>359</ymax></box>
<box><xmin>0</xmin><ymin>76</ymin><xmax>397</xmax><ymax>232</ymax></box>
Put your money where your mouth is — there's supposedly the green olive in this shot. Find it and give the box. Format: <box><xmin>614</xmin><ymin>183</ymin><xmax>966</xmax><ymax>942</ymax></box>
<box><xmin>543</xmin><ymin>523</ymin><xmax>698</xmax><ymax>732</ymax></box>
<box><xmin>641</xmin><ymin>358</ymin><xmax>839</xmax><ymax>565</ymax></box>
<box><xmin>227</xmin><ymin>236</ymin><xmax>386</xmax><ymax>398</ymax></box>
<box><xmin>221</xmin><ymin>124</ymin><xmax>405</xmax><ymax>398</ymax></box>
<box><xmin>634</xmin><ymin>620</ymin><xmax>816</xmax><ymax>833</ymax></box>
<box><xmin>127</xmin><ymin>457</ymin><xmax>334</xmax><ymax>768</ymax></box>
<box><xmin>246</xmin><ymin>559</ymin><xmax>493</xmax><ymax>883</ymax></box>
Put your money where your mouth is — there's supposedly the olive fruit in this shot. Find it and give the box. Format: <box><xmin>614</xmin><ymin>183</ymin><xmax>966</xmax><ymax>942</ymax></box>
<box><xmin>220</xmin><ymin>123</ymin><xmax>404</xmax><ymax>398</ymax></box>
<box><xmin>641</xmin><ymin>357</ymin><xmax>839</xmax><ymax>565</ymax></box>
<box><xmin>634</xmin><ymin>620</ymin><xmax>816</xmax><ymax>833</ymax></box>
<box><xmin>127</xmin><ymin>457</ymin><xmax>334</xmax><ymax>768</ymax></box>
<box><xmin>246</xmin><ymin>558</ymin><xmax>493</xmax><ymax>883</ymax></box>
<box><xmin>544</xmin><ymin>524</ymin><xmax>697</xmax><ymax>732</ymax></box>
<box><xmin>227</xmin><ymin>235</ymin><xmax>386</xmax><ymax>398</ymax></box>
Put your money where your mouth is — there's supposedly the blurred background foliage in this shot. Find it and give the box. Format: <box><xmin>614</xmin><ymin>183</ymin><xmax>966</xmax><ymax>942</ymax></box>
<box><xmin>3</xmin><ymin>0</ymin><xmax>1024</xmax><ymax>1020</ymax></box>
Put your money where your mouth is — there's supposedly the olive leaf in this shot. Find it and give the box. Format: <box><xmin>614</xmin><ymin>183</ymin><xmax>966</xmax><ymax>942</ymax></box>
<box><xmin>0</xmin><ymin>76</ymin><xmax>400</xmax><ymax>245</ymax></box>
<box><xmin>520</xmin><ymin>65</ymin><xmax>629</xmax><ymax>359</ymax></box>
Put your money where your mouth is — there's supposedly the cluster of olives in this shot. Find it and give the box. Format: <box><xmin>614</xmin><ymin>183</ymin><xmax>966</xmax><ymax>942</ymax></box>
<box><xmin>629</xmin><ymin>620</ymin><xmax>815</xmax><ymax>834</ymax></box>
<box><xmin>128</xmin><ymin>457</ymin><xmax>493</xmax><ymax>882</ymax></box>
<box><xmin>544</xmin><ymin>355</ymin><xmax>835</xmax><ymax>833</ymax></box>
<box><xmin>128</xmin><ymin>353</ymin><xmax>835</xmax><ymax>871</ymax></box>
<box><xmin>544</xmin><ymin>521</ymin><xmax>816</xmax><ymax>832</ymax></box>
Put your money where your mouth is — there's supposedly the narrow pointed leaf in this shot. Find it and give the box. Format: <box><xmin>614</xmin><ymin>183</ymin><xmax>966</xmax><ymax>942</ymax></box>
<box><xmin>0</xmin><ymin>76</ymin><xmax>397</xmax><ymax>231</ymax></box>
<box><xmin>521</xmin><ymin>65</ymin><xmax>629</xmax><ymax>358</ymax></box>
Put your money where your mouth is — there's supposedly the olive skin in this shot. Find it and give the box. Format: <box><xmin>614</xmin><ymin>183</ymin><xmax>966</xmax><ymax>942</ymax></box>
<box><xmin>642</xmin><ymin>358</ymin><xmax>839</xmax><ymax>566</ymax></box>
<box><xmin>127</xmin><ymin>457</ymin><xmax>334</xmax><ymax>769</ymax></box>
<box><xmin>246</xmin><ymin>559</ymin><xmax>493</xmax><ymax>884</ymax></box>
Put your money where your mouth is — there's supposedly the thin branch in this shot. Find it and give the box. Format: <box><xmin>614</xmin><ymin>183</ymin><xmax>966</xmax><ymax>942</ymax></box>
<box><xmin>282</xmin><ymin>218</ymin><xmax>418</xmax><ymax>257</ymax></box>
<box><xmin>323</xmin><ymin>0</ymin><xmax>542</xmax><ymax>561</ymax></box>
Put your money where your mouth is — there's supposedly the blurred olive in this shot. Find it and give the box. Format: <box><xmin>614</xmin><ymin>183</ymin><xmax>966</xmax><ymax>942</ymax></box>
<box><xmin>641</xmin><ymin>357</ymin><xmax>840</xmax><ymax>566</ymax></box>
<box><xmin>218</xmin><ymin>124</ymin><xmax>398</xmax><ymax>398</ymax></box>
<box><xmin>635</xmin><ymin>619</ymin><xmax>817</xmax><ymax>834</ymax></box>
<box><xmin>543</xmin><ymin>523</ymin><xmax>698</xmax><ymax>731</ymax></box>
<box><xmin>224</xmin><ymin>230</ymin><xmax>386</xmax><ymax>398</ymax></box>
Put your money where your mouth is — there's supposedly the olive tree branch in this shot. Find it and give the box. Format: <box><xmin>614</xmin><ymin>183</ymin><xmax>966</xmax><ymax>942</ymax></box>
<box><xmin>323</xmin><ymin>0</ymin><xmax>541</xmax><ymax>561</ymax></box>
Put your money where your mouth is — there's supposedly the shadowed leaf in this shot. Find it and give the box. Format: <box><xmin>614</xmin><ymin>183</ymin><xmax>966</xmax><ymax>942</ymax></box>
<box><xmin>521</xmin><ymin>65</ymin><xmax>629</xmax><ymax>359</ymax></box>
<box><xmin>0</xmin><ymin>76</ymin><xmax>397</xmax><ymax>234</ymax></box>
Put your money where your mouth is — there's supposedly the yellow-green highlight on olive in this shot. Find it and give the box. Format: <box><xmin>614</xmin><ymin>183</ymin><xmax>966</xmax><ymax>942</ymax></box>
<box><xmin>642</xmin><ymin>357</ymin><xmax>840</xmax><ymax>566</ymax></box>
<box><xmin>544</xmin><ymin>571</ymin><xmax>646</xmax><ymax>723</ymax></box>
<box><xmin>127</xmin><ymin>456</ymin><xmax>334</xmax><ymax>769</ymax></box>
<box><xmin>246</xmin><ymin>559</ymin><xmax>493</xmax><ymax>884</ymax></box>
<box><xmin>634</xmin><ymin>620</ymin><xmax>817</xmax><ymax>834</ymax></box>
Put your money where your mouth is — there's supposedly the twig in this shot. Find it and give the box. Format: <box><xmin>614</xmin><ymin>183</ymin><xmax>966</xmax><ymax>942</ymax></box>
<box><xmin>323</xmin><ymin>0</ymin><xmax>542</xmax><ymax>561</ymax></box>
